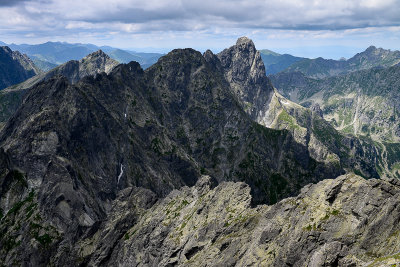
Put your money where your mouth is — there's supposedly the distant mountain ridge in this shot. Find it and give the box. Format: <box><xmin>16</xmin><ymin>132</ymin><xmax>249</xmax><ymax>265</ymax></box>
<box><xmin>281</xmin><ymin>46</ymin><xmax>400</xmax><ymax>78</ymax></box>
<box><xmin>259</xmin><ymin>49</ymin><xmax>305</xmax><ymax>75</ymax></box>
<box><xmin>6</xmin><ymin>41</ymin><xmax>163</xmax><ymax>70</ymax></box>
<box><xmin>106</xmin><ymin>49</ymin><xmax>162</xmax><ymax>69</ymax></box>
<box><xmin>0</xmin><ymin>46</ymin><xmax>41</xmax><ymax>90</ymax></box>
<box><xmin>31</xmin><ymin>58</ymin><xmax>57</xmax><ymax>72</ymax></box>
<box><xmin>9</xmin><ymin>42</ymin><xmax>90</xmax><ymax>64</ymax></box>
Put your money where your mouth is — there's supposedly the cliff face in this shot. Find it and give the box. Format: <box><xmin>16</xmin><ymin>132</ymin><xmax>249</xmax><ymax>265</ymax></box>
<box><xmin>217</xmin><ymin>37</ymin><xmax>274</xmax><ymax>121</ymax></box>
<box><xmin>0</xmin><ymin>46</ymin><xmax>41</xmax><ymax>90</ymax></box>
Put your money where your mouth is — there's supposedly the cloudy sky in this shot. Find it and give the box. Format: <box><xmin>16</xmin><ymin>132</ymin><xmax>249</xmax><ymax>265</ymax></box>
<box><xmin>0</xmin><ymin>0</ymin><xmax>399</xmax><ymax>58</ymax></box>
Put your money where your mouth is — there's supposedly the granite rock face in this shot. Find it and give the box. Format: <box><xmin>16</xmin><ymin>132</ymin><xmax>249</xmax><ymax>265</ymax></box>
<box><xmin>61</xmin><ymin>174</ymin><xmax>400</xmax><ymax>266</ymax></box>
<box><xmin>0</xmin><ymin>46</ymin><xmax>41</xmax><ymax>90</ymax></box>
<box><xmin>217</xmin><ymin>37</ymin><xmax>274</xmax><ymax>120</ymax></box>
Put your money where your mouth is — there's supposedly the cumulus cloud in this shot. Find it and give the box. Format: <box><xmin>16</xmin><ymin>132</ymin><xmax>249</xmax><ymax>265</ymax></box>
<box><xmin>2</xmin><ymin>0</ymin><xmax>400</xmax><ymax>32</ymax></box>
<box><xmin>0</xmin><ymin>0</ymin><xmax>399</xmax><ymax>53</ymax></box>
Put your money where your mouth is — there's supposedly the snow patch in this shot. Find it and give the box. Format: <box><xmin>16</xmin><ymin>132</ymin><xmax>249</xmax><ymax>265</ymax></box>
<box><xmin>117</xmin><ymin>164</ymin><xmax>124</xmax><ymax>184</ymax></box>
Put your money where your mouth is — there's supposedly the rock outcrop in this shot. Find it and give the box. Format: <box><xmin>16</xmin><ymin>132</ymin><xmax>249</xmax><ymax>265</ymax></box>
<box><xmin>34</xmin><ymin>174</ymin><xmax>400</xmax><ymax>266</ymax></box>
<box><xmin>217</xmin><ymin>37</ymin><xmax>274</xmax><ymax>120</ymax></box>
<box><xmin>111</xmin><ymin>173</ymin><xmax>400</xmax><ymax>266</ymax></box>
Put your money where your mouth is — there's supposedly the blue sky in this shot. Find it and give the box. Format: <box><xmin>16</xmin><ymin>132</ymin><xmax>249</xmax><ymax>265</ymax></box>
<box><xmin>0</xmin><ymin>0</ymin><xmax>399</xmax><ymax>59</ymax></box>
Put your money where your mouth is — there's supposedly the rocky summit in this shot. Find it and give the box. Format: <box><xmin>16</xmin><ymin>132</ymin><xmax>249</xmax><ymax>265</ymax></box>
<box><xmin>0</xmin><ymin>37</ymin><xmax>400</xmax><ymax>266</ymax></box>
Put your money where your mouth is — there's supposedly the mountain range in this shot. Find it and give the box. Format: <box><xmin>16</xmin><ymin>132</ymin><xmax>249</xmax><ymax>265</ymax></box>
<box><xmin>259</xmin><ymin>49</ymin><xmax>305</xmax><ymax>75</ymax></box>
<box><xmin>0</xmin><ymin>38</ymin><xmax>400</xmax><ymax>266</ymax></box>
<box><xmin>6</xmin><ymin>41</ymin><xmax>164</xmax><ymax>71</ymax></box>
<box><xmin>279</xmin><ymin>46</ymin><xmax>400</xmax><ymax>79</ymax></box>
<box><xmin>271</xmin><ymin>65</ymin><xmax>400</xmax><ymax>142</ymax></box>
<box><xmin>269</xmin><ymin>47</ymin><xmax>400</xmax><ymax>178</ymax></box>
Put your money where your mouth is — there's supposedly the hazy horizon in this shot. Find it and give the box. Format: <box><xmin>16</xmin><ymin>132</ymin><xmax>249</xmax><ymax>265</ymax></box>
<box><xmin>1</xmin><ymin>39</ymin><xmax>393</xmax><ymax>61</ymax></box>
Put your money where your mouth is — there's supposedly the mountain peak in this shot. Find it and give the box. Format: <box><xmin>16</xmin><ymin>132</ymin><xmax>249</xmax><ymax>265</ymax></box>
<box><xmin>155</xmin><ymin>48</ymin><xmax>204</xmax><ymax>68</ymax></box>
<box><xmin>81</xmin><ymin>49</ymin><xmax>110</xmax><ymax>61</ymax></box>
<box><xmin>78</xmin><ymin>49</ymin><xmax>119</xmax><ymax>76</ymax></box>
<box><xmin>365</xmin><ymin>45</ymin><xmax>377</xmax><ymax>52</ymax></box>
<box><xmin>236</xmin><ymin>36</ymin><xmax>253</xmax><ymax>46</ymax></box>
<box><xmin>217</xmin><ymin>37</ymin><xmax>273</xmax><ymax>120</ymax></box>
<box><xmin>0</xmin><ymin>45</ymin><xmax>12</xmax><ymax>54</ymax></box>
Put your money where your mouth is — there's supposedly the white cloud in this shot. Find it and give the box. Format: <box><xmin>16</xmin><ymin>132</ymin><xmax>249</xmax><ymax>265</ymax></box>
<box><xmin>1</xmin><ymin>0</ymin><xmax>399</xmax><ymax>32</ymax></box>
<box><xmin>0</xmin><ymin>0</ymin><xmax>399</xmax><ymax>56</ymax></box>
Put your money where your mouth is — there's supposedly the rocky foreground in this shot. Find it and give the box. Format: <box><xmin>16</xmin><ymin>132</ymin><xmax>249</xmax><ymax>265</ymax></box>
<box><xmin>57</xmin><ymin>174</ymin><xmax>400</xmax><ymax>266</ymax></box>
